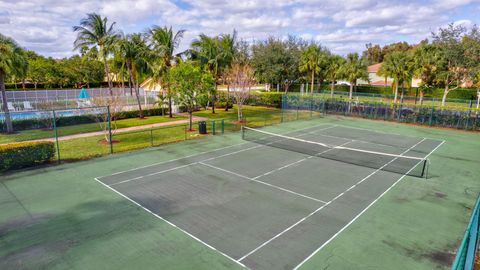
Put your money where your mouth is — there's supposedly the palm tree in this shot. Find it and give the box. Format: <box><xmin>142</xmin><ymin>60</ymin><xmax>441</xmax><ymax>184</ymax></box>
<box><xmin>0</xmin><ymin>34</ymin><xmax>27</xmax><ymax>133</ymax></box>
<box><xmin>219</xmin><ymin>31</ymin><xmax>237</xmax><ymax>111</ymax></box>
<box><xmin>116</xmin><ymin>33</ymin><xmax>149</xmax><ymax>118</ymax></box>
<box><xmin>73</xmin><ymin>13</ymin><xmax>119</xmax><ymax>95</ymax></box>
<box><xmin>299</xmin><ymin>44</ymin><xmax>323</xmax><ymax>94</ymax></box>
<box><xmin>326</xmin><ymin>55</ymin><xmax>346</xmax><ymax>97</ymax></box>
<box><xmin>146</xmin><ymin>26</ymin><xmax>185</xmax><ymax>118</ymax></box>
<box><xmin>413</xmin><ymin>44</ymin><xmax>439</xmax><ymax>104</ymax></box>
<box><xmin>378</xmin><ymin>51</ymin><xmax>413</xmax><ymax>103</ymax></box>
<box><xmin>342</xmin><ymin>53</ymin><xmax>368</xmax><ymax>99</ymax></box>
<box><xmin>190</xmin><ymin>34</ymin><xmax>224</xmax><ymax>113</ymax></box>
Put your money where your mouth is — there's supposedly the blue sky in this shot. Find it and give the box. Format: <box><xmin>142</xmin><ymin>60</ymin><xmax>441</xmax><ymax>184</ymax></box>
<box><xmin>0</xmin><ymin>0</ymin><xmax>479</xmax><ymax>58</ymax></box>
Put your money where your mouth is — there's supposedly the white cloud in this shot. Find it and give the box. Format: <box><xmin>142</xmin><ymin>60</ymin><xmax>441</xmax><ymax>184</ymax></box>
<box><xmin>0</xmin><ymin>0</ymin><xmax>478</xmax><ymax>57</ymax></box>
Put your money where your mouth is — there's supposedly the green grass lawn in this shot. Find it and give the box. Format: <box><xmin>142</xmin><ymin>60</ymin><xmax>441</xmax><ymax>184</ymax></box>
<box><xmin>0</xmin><ymin>115</ymin><xmax>185</xmax><ymax>144</ymax></box>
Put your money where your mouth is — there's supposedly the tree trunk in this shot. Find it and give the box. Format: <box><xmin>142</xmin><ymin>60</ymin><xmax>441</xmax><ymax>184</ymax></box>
<box><xmin>394</xmin><ymin>80</ymin><xmax>399</xmax><ymax>103</ymax></box>
<box><xmin>419</xmin><ymin>90</ymin><xmax>424</xmax><ymax>105</ymax></box>
<box><xmin>225</xmin><ymin>85</ymin><xmax>229</xmax><ymax>112</ymax></box>
<box><xmin>128</xmin><ymin>77</ymin><xmax>133</xmax><ymax>96</ymax></box>
<box><xmin>237</xmin><ymin>102</ymin><xmax>242</xmax><ymax>121</ymax></box>
<box><xmin>441</xmin><ymin>84</ymin><xmax>449</xmax><ymax>107</ymax></box>
<box><xmin>168</xmin><ymin>95</ymin><xmax>173</xmax><ymax>118</ymax></box>
<box><xmin>0</xmin><ymin>72</ymin><xmax>13</xmax><ymax>133</ymax></box>
<box><xmin>128</xmin><ymin>64</ymin><xmax>143</xmax><ymax>118</ymax></box>
<box><xmin>311</xmin><ymin>70</ymin><xmax>315</xmax><ymax>94</ymax></box>
<box><xmin>34</xmin><ymin>82</ymin><xmax>37</xmax><ymax>90</ymax></box>
<box><xmin>103</xmin><ymin>53</ymin><xmax>113</xmax><ymax>96</ymax></box>
<box><xmin>189</xmin><ymin>110</ymin><xmax>193</xmax><ymax>131</ymax></box>
<box><xmin>349</xmin><ymin>83</ymin><xmax>353</xmax><ymax>99</ymax></box>
<box><xmin>330</xmin><ymin>79</ymin><xmax>335</xmax><ymax>98</ymax></box>
<box><xmin>22</xmin><ymin>79</ymin><xmax>26</xmax><ymax>90</ymax></box>
<box><xmin>211</xmin><ymin>84</ymin><xmax>216</xmax><ymax>114</ymax></box>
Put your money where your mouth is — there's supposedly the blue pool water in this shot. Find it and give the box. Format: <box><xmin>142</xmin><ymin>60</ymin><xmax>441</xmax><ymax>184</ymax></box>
<box><xmin>0</xmin><ymin>110</ymin><xmax>76</xmax><ymax>121</ymax></box>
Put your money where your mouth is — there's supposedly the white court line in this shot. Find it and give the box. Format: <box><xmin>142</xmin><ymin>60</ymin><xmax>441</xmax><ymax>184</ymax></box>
<box><xmin>98</xmin><ymin>123</ymin><xmax>334</xmax><ymax>179</ymax></box>
<box><xmin>104</xmin><ymin>125</ymin><xmax>338</xmax><ymax>186</ymax></box>
<box><xmin>292</xmin><ymin>139</ymin><xmax>446</xmax><ymax>270</ymax></box>
<box><xmin>199</xmin><ymin>162</ymin><xmax>327</xmax><ymax>204</ymax></box>
<box><xmin>93</xmin><ymin>177</ymin><xmax>246</xmax><ymax>268</ymax></box>
<box><xmin>237</xmin><ymin>137</ymin><xmax>427</xmax><ymax>262</ymax></box>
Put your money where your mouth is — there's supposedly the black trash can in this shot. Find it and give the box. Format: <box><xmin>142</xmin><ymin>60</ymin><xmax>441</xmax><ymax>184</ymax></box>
<box><xmin>198</xmin><ymin>121</ymin><xmax>207</xmax><ymax>134</ymax></box>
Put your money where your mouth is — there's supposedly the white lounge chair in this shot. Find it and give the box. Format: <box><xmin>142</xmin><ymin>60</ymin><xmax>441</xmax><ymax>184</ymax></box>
<box><xmin>7</xmin><ymin>102</ymin><xmax>16</xmax><ymax>111</ymax></box>
<box><xmin>23</xmin><ymin>101</ymin><xmax>33</xmax><ymax>110</ymax></box>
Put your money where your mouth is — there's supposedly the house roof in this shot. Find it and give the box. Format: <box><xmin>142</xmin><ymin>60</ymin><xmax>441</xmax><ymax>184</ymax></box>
<box><xmin>368</xmin><ymin>63</ymin><xmax>382</xmax><ymax>73</ymax></box>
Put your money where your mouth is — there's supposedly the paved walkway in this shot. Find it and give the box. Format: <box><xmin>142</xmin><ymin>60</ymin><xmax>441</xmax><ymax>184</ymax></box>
<box><xmin>34</xmin><ymin>115</ymin><xmax>208</xmax><ymax>142</ymax></box>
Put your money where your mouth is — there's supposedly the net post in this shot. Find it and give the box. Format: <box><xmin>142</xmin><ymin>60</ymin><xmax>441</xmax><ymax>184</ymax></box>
<box><xmin>221</xmin><ymin>119</ymin><xmax>224</xmax><ymax>134</ymax></box>
<box><xmin>52</xmin><ymin>110</ymin><xmax>61</xmax><ymax>163</ymax></box>
<box><xmin>241</xmin><ymin>126</ymin><xmax>245</xmax><ymax>140</ymax></box>
<box><xmin>421</xmin><ymin>158</ymin><xmax>428</xmax><ymax>179</ymax></box>
<box><xmin>212</xmin><ymin>120</ymin><xmax>216</xmax><ymax>135</ymax></box>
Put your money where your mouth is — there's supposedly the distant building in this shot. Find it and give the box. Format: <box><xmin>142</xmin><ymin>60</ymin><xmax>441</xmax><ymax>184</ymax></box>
<box><xmin>359</xmin><ymin>63</ymin><xmax>421</xmax><ymax>87</ymax></box>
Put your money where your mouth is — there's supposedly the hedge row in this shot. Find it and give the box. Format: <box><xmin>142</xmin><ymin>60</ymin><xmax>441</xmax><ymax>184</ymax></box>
<box><xmin>285</xmin><ymin>83</ymin><xmax>478</xmax><ymax>100</ymax></box>
<box><xmin>0</xmin><ymin>141</ymin><xmax>55</xmax><ymax>171</ymax></box>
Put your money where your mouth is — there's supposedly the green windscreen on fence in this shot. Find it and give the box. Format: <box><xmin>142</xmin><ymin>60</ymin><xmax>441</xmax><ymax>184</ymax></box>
<box><xmin>451</xmin><ymin>194</ymin><xmax>480</xmax><ymax>270</ymax></box>
<box><xmin>282</xmin><ymin>94</ymin><xmax>480</xmax><ymax>131</ymax></box>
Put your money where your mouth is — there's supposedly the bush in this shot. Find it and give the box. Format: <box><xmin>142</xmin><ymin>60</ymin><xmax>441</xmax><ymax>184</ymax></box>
<box><xmin>246</xmin><ymin>92</ymin><xmax>283</xmax><ymax>108</ymax></box>
<box><xmin>0</xmin><ymin>141</ymin><xmax>55</xmax><ymax>171</ymax></box>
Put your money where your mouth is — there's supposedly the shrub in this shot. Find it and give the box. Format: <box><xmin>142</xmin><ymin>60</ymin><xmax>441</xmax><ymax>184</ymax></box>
<box><xmin>0</xmin><ymin>141</ymin><xmax>55</xmax><ymax>171</ymax></box>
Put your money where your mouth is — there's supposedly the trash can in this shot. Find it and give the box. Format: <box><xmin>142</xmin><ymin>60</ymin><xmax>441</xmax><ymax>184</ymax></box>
<box><xmin>198</xmin><ymin>121</ymin><xmax>207</xmax><ymax>134</ymax></box>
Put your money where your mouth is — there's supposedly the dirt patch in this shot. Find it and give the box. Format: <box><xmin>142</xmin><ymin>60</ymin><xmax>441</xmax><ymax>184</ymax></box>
<box><xmin>421</xmin><ymin>250</ymin><xmax>456</xmax><ymax>267</ymax></box>
<box><xmin>383</xmin><ymin>239</ymin><xmax>457</xmax><ymax>268</ymax></box>
<box><xmin>0</xmin><ymin>214</ymin><xmax>52</xmax><ymax>236</ymax></box>
<box><xmin>230</xmin><ymin>120</ymin><xmax>247</xmax><ymax>125</ymax></box>
<box><xmin>434</xmin><ymin>192</ymin><xmax>447</xmax><ymax>199</ymax></box>
<box><xmin>98</xmin><ymin>139</ymin><xmax>120</xmax><ymax>144</ymax></box>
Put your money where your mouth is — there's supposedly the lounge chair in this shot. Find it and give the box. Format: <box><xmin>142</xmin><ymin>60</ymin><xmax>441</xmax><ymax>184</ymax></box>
<box><xmin>23</xmin><ymin>101</ymin><xmax>33</xmax><ymax>110</ymax></box>
<box><xmin>7</xmin><ymin>102</ymin><xmax>16</xmax><ymax>111</ymax></box>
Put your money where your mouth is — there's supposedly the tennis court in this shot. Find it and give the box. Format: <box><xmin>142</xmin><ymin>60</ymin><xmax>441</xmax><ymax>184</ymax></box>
<box><xmin>94</xmin><ymin>123</ymin><xmax>444</xmax><ymax>270</ymax></box>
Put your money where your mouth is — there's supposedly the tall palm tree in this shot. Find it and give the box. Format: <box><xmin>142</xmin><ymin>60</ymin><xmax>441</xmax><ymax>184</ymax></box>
<box><xmin>191</xmin><ymin>34</ymin><xmax>223</xmax><ymax>113</ymax></box>
<box><xmin>146</xmin><ymin>26</ymin><xmax>185</xmax><ymax>118</ymax></box>
<box><xmin>0</xmin><ymin>34</ymin><xmax>27</xmax><ymax>133</ymax></box>
<box><xmin>326</xmin><ymin>55</ymin><xmax>346</xmax><ymax>97</ymax></box>
<box><xmin>73</xmin><ymin>13</ymin><xmax>119</xmax><ymax>95</ymax></box>
<box><xmin>378</xmin><ymin>51</ymin><xmax>413</xmax><ymax>103</ymax></box>
<box><xmin>117</xmin><ymin>33</ymin><xmax>149</xmax><ymax>118</ymax></box>
<box><xmin>413</xmin><ymin>44</ymin><xmax>439</xmax><ymax>104</ymax></box>
<box><xmin>341</xmin><ymin>53</ymin><xmax>368</xmax><ymax>99</ymax></box>
<box><xmin>219</xmin><ymin>31</ymin><xmax>237</xmax><ymax>111</ymax></box>
<box><xmin>299</xmin><ymin>44</ymin><xmax>323</xmax><ymax>94</ymax></box>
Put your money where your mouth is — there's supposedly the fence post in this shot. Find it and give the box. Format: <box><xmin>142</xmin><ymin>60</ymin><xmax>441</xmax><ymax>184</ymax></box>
<box><xmin>150</xmin><ymin>129</ymin><xmax>153</xmax><ymax>146</ymax></box>
<box><xmin>107</xmin><ymin>106</ymin><xmax>113</xmax><ymax>154</ymax></box>
<box><xmin>429</xmin><ymin>106</ymin><xmax>434</xmax><ymax>126</ymax></box>
<box><xmin>52</xmin><ymin>110</ymin><xmax>61</xmax><ymax>163</ymax></box>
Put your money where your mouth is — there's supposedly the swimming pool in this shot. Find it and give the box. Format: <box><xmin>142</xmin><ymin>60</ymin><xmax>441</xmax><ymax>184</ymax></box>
<box><xmin>0</xmin><ymin>109</ymin><xmax>97</xmax><ymax>121</ymax></box>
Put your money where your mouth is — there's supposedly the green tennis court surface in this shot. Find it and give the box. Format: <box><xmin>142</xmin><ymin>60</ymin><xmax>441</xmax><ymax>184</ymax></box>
<box><xmin>1</xmin><ymin>116</ymin><xmax>479</xmax><ymax>270</ymax></box>
<box><xmin>96</xmin><ymin>124</ymin><xmax>443</xmax><ymax>270</ymax></box>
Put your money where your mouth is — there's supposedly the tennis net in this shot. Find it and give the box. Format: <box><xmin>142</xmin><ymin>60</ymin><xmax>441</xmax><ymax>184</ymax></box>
<box><xmin>242</xmin><ymin>127</ymin><xmax>428</xmax><ymax>178</ymax></box>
